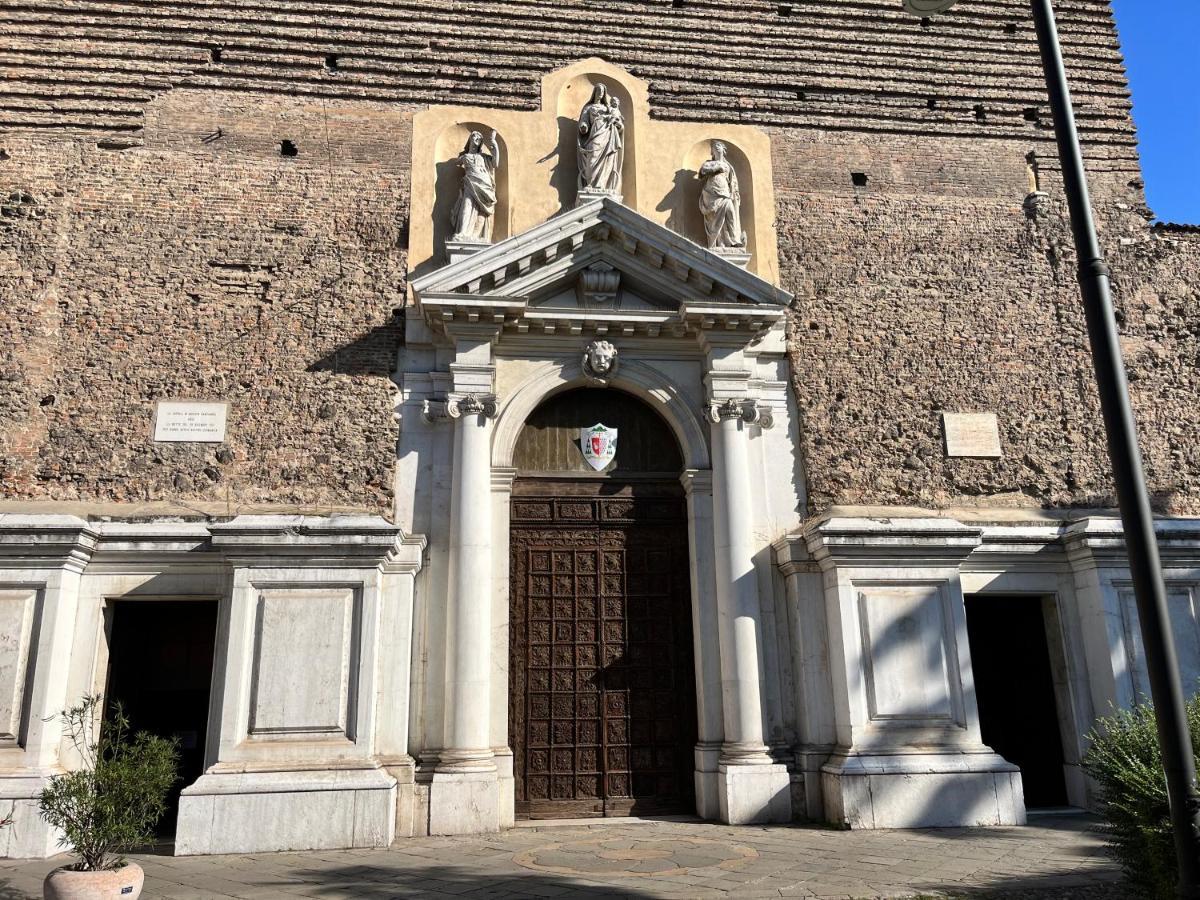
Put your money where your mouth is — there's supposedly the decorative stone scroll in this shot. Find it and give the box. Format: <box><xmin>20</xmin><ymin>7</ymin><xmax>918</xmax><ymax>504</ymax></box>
<box><xmin>706</xmin><ymin>398</ymin><xmax>774</xmax><ymax>429</ymax></box>
<box><xmin>447</xmin><ymin>394</ymin><xmax>500</xmax><ymax>419</ymax></box>
<box><xmin>578</xmin><ymin>262</ymin><xmax>620</xmax><ymax>305</ymax></box>
<box><xmin>422</xmin><ymin>393</ymin><xmax>500</xmax><ymax>422</ymax></box>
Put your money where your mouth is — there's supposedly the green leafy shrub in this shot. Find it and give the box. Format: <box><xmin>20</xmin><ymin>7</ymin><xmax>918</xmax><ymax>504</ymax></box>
<box><xmin>38</xmin><ymin>695</ymin><xmax>178</xmax><ymax>871</ymax></box>
<box><xmin>1082</xmin><ymin>693</ymin><xmax>1200</xmax><ymax>899</ymax></box>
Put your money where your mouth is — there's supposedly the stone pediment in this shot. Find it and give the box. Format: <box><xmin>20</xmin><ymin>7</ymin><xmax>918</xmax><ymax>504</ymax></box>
<box><xmin>410</xmin><ymin>197</ymin><xmax>791</xmax><ymax>340</ymax></box>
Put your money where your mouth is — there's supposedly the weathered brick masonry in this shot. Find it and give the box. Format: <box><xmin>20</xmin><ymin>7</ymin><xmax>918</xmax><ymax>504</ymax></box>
<box><xmin>1</xmin><ymin>0</ymin><xmax>1196</xmax><ymax>516</ymax></box>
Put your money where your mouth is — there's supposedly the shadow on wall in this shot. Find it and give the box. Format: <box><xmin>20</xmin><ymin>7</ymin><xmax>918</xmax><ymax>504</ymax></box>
<box><xmin>546</xmin><ymin>116</ymin><xmax>578</xmax><ymax>213</ymax></box>
<box><xmin>306</xmin><ymin>319</ymin><xmax>404</xmax><ymax>376</ymax></box>
<box><xmin>656</xmin><ymin>168</ymin><xmax>700</xmax><ymax>239</ymax></box>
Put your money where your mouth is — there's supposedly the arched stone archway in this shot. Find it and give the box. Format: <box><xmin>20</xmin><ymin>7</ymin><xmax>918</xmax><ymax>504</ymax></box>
<box><xmin>492</xmin><ymin>358</ymin><xmax>711</xmax><ymax>472</ymax></box>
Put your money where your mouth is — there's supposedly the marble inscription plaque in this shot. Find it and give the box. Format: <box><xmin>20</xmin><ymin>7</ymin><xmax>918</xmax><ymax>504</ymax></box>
<box><xmin>942</xmin><ymin>412</ymin><xmax>1002</xmax><ymax>458</ymax></box>
<box><xmin>153</xmin><ymin>401</ymin><xmax>228</xmax><ymax>442</ymax></box>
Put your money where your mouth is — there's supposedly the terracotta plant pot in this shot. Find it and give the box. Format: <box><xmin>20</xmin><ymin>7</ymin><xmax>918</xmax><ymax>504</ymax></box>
<box><xmin>43</xmin><ymin>862</ymin><xmax>144</xmax><ymax>900</ymax></box>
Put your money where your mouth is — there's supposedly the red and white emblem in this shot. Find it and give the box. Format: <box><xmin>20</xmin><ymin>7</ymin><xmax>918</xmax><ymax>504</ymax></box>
<box><xmin>580</xmin><ymin>423</ymin><xmax>618</xmax><ymax>471</ymax></box>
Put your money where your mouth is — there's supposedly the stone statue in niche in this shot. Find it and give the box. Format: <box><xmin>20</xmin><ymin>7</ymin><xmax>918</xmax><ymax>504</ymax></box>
<box><xmin>698</xmin><ymin>140</ymin><xmax>747</xmax><ymax>250</ymax></box>
<box><xmin>451</xmin><ymin>130</ymin><xmax>500</xmax><ymax>242</ymax></box>
<box><xmin>582</xmin><ymin>339</ymin><xmax>618</xmax><ymax>384</ymax></box>
<box><xmin>577</xmin><ymin>84</ymin><xmax>624</xmax><ymax>195</ymax></box>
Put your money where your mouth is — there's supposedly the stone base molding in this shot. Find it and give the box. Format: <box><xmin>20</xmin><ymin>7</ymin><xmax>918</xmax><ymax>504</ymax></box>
<box><xmin>426</xmin><ymin>769</ymin><xmax>502</xmax><ymax>836</ymax></box>
<box><xmin>716</xmin><ymin>762</ymin><xmax>793</xmax><ymax>825</ymax></box>
<box><xmin>0</xmin><ymin>774</ymin><xmax>61</xmax><ymax>858</ymax></box>
<box><xmin>821</xmin><ymin>751</ymin><xmax>1023</xmax><ymax>829</ymax></box>
<box><xmin>778</xmin><ymin>515</ymin><xmax>1026</xmax><ymax>829</ymax></box>
<box><xmin>176</xmin><ymin>768</ymin><xmax>397</xmax><ymax>855</ymax></box>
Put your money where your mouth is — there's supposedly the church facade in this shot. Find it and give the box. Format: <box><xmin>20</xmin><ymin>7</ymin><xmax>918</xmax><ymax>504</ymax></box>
<box><xmin>2</xmin><ymin>1</ymin><xmax>1199</xmax><ymax>857</ymax></box>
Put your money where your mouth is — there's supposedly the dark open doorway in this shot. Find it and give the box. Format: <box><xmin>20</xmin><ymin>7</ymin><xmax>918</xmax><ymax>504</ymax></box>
<box><xmin>965</xmin><ymin>594</ymin><xmax>1068</xmax><ymax>809</ymax></box>
<box><xmin>104</xmin><ymin>600</ymin><xmax>218</xmax><ymax>837</ymax></box>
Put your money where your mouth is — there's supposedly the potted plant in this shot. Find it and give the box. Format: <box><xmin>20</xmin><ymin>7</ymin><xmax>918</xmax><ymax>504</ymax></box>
<box><xmin>38</xmin><ymin>695</ymin><xmax>178</xmax><ymax>900</ymax></box>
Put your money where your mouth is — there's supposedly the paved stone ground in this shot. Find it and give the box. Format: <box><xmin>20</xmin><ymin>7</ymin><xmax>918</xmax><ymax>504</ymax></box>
<box><xmin>0</xmin><ymin>814</ymin><xmax>1124</xmax><ymax>899</ymax></box>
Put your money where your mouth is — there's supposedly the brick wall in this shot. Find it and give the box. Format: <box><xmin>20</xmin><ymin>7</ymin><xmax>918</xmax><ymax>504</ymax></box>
<box><xmin>0</xmin><ymin>95</ymin><xmax>411</xmax><ymax>513</ymax></box>
<box><xmin>2</xmin><ymin>0</ymin><xmax>1197</xmax><ymax>518</ymax></box>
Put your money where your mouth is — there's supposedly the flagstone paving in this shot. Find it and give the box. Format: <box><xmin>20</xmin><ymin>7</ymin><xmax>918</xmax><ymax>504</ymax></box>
<box><xmin>0</xmin><ymin>813</ymin><xmax>1124</xmax><ymax>899</ymax></box>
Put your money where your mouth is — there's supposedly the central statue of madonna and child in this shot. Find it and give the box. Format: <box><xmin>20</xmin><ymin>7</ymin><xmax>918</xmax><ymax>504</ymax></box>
<box><xmin>576</xmin><ymin>83</ymin><xmax>625</xmax><ymax>196</ymax></box>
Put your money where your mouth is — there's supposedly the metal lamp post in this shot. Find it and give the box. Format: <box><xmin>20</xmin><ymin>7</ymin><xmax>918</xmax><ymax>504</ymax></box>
<box><xmin>900</xmin><ymin>0</ymin><xmax>1200</xmax><ymax>895</ymax></box>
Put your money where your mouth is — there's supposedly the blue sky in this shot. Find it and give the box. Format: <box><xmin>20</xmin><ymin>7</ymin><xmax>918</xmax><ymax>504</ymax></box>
<box><xmin>1110</xmin><ymin>1</ymin><xmax>1200</xmax><ymax>224</ymax></box>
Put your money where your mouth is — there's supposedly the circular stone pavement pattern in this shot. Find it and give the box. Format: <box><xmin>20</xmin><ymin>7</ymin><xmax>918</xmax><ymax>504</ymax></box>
<box><xmin>512</xmin><ymin>835</ymin><xmax>758</xmax><ymax>877</ymax></box>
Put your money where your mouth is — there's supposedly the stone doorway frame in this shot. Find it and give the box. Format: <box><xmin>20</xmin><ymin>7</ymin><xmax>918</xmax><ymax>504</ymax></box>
<box><xmin>495</xmin><ymin>367</ymin><xmax>714</xmax><ymax>822</ymax></box>
<box><xmin>403</xmin><ymin>198</ymin><xmax>800</xmax><ymax>835</ymax></box>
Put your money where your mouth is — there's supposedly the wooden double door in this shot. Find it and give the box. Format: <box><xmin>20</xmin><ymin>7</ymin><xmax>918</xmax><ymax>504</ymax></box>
<box><xmin>509</xmin><ymin>482</ymin><xmax>697</xmax><ymax>818</ymax></box>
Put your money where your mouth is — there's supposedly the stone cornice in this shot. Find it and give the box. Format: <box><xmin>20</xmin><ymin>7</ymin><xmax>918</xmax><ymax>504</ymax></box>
<box><xmin>772</xmin><ymin>534</ymin><xmax>820</xmax><ymax>577</ymax></box>
<box><xmin>1064</xmin><ymin>516</ymin><xmax>1200</xmax><ymax>568</ymax></box>
<box><xmin>0</xmin><ymin>514</ymin><xmax>428</xmax><ymax>575</ymax></box>
<box><xmin>412</xmin><ymin>197</ymin><xmax>790</xmax><ymax>308</ymax></box>
<box><xmin>0</xmin><ymin>515</ymin><xmax>98</xmax><ymax>572</ymax></box>
<box><xmin>799</xmin><ymin>516</ymin><xmax>983</xmax><ymax>568</ymax></box>
<box><xmin>208</xmin><ymin>515</ymin><xmax>409</xmax><ymax>567</ymax></box>
<box><xmin>960</xmin><ymin>524</ymin><xmax>1068</xmax><ymax>573</ymax></box>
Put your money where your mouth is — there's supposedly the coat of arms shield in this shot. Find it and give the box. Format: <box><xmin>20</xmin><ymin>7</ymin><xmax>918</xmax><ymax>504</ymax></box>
<box><xmin>580</xmin><ymin>423</ymin><xmax>618</xmax><ymax>471</ymax></box>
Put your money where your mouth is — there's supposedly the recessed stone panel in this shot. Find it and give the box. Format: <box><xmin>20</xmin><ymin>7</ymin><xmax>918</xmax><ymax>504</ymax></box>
<box><xmin>1120</xmin><ymin>585</ymin><xmax>1200</xmax><ymax>701</ymax></box>
<box><xmin>249</xmin><ymin>586</ymin><xmax>359</xmax><ymax>738</ymax></box>
<box><xmin>0</xmin><ymin>588</ymin><xmax>38</xmax><ymax>744</ymax></box>
<box><xmin>857</xmin><ymin>583</ymin><xmax>958</xmax><ymax>723</ymax></box>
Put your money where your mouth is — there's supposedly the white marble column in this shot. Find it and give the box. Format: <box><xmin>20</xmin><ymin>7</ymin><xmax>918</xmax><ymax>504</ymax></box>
<box><xmin>429</xmin><ymin>393</ymin><xmax>502</xmax><ymax>835</ymax></box>
<box><xmin>707</xmin><ymin>398</ymin><xmax>792</xmax><ymax>824</ymax></box>
<box><xmin>710</xmin><ymin>400</ymin><xmax>770</xmax><ymax>758</ymax></box>
<box><xmin>442</xmin><ymin>395</ymin><xmax>497</xmax><ymax>769</ymax></box>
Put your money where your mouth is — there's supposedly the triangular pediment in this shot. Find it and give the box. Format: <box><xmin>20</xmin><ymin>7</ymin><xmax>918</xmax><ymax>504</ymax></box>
<box><xmin>411</xmin><ymin>198</ymin><xmax>791</xmax><ymax>339</ymax></box>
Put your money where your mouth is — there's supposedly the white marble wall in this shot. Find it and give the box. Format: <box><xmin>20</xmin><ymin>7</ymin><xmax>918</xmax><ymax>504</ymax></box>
<box><xmin>1</xmin><ymin>504</ymin><xmax>1199</xmax><ymax>856</ymax></box>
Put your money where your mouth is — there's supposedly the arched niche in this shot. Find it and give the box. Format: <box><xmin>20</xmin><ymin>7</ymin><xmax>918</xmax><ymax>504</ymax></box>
<box><xmin>514</xmin><ymin>387</ymin><xmax>683</xmax><ymax>476</ymax></box>
<box><xmin>669</xmin><ymin>138</ymin><xmax>757</xmax><ymax>266</ymax></box>
<box><xmin>553</xmin><ymin>74</ymin><xmax>638</xmax><ymax>211</ymax></box>
<box><xmin>432</xmin><ymin>121</ymin><xmax>510</xmax><ymax>263</ymax></box>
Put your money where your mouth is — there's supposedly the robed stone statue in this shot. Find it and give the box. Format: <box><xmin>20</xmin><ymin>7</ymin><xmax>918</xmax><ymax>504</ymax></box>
<box><xmin>698</xmin><ymin>140</ymin><xmax>747</xmax><ymax>250</ymax></box>
<box><xmin>577</xmin><ymin>84</ymin><xmax>624</xmax><ymax>194</ymax></box>
<box><xmin>451</xmin><ymin>130</ymin><xmax>500</xmax><ymax>242</ymax></box>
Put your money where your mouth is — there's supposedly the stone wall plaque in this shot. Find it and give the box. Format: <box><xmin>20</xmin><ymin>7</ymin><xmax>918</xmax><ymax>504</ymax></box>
<box><xmin>941</xmin><ymin>412</ymin><xmax>1002</xmax><ymax>458</ymax></box>
<box><xmin>153</xmin><ymin>401</ymin><xmax>229</xmax><ymax>443</ymax></box>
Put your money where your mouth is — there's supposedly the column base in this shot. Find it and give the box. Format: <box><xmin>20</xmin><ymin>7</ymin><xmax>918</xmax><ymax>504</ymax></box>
<box><xmin>427</xmin><ymin>769</ymin><xmax>501</xmax><ymax>836</ymax></box>
<box><xmin>493</xmin><ymin>748</ymin><xmax>516</xmax><ymax>829</ymax></box>
<box><xmin>694</xmin><ymin>743</ymin><xmax>722</xmax><ymax>820</ymax></box>
<box><xmin>176</xmin><ymin>767</ymin><xmax>397</xmax><ymax>855</ymax></box>
<box><xmin>716</xmin><ymin>762</ymin><xmax>792</xmax><ymax>825</ymax></box>
<box><xmin>0</xmin><ymin>775</ymin><xmax>61</xmax><ymax>858</ymax></box>
<box><xmin>821</xmin><ymin>750</ymin><xmax>1026</xmax><ymax>829</ymax></box>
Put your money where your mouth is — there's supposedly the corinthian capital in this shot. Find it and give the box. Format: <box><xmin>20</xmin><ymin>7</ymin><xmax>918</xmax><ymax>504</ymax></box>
<box><xmin>706</xmin><ymin>398</ymin><xmax>774</xmax><ymax>429</ymax></box>
<box><xmin>446</xmin><ymin>393</ymin><xmax>499</xmax><ymax>420</ymax></box>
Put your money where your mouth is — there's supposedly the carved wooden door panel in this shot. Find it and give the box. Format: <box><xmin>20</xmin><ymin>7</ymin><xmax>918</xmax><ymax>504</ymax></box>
<box><xmin>509</xmin><ymin>489</ymin><xmax>696</xmax><ymax>819</ymax></box>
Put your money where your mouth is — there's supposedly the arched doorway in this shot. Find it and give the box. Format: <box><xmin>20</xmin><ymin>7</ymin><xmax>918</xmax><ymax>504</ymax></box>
<box><xmin>508</xmin><ymin>387</ymin><xmax>697</xmax><ymax>819</ymax></box>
